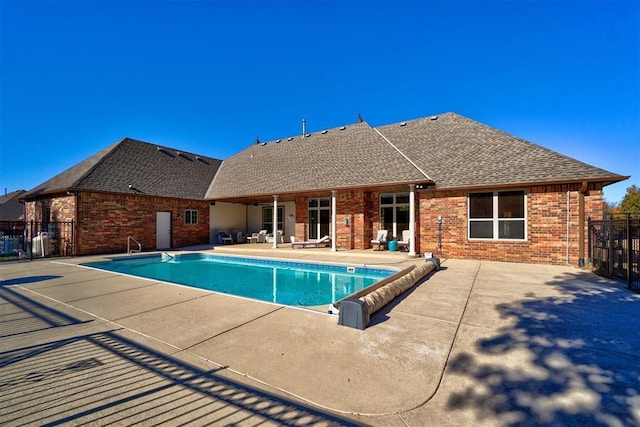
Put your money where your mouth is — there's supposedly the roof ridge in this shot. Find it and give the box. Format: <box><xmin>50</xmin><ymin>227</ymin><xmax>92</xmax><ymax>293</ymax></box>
<box><xmin>73</xmin><ymin>138</ymin><xmax>129</xmax><ymax>189</ymax></box>
<box><xmin>372</xmin><ymin>125</ymin><xmax>433</xmax><ymax>182</ymax></box>
<box><xmin>257</xmin><ymin>121</ymin><xmax>371</xmax><ymax>145</ymax></box>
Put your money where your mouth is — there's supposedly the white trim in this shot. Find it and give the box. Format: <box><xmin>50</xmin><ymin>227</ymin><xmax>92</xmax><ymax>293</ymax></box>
<box><xmin>468</xmin><ymin>190</ymin><xmax>527</xmax><ymax>241</ymax></box>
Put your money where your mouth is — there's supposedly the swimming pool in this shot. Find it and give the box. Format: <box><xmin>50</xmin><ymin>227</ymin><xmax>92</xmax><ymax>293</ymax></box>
<box><xmin>82</xmin><ymin>253</ymin><xmax>395</xmax><ymax>307</ymax></box>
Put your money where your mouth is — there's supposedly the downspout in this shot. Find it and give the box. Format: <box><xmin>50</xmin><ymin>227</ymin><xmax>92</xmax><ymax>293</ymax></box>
<box><xmin>578</xmin><ymin>181</ymin><xmax>587</xmax><ymax>267</ymax></box>
<box><xmin>73</xmin><ymin>192</ymin><xmax>78</xmax><ymax>256</ymax></box>
<box><xmin>566</xmin><ymin>189</ymin><xmax>570</xmax><ymax>265</ymax></box>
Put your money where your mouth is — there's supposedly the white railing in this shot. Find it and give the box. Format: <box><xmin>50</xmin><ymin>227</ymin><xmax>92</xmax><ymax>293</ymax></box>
<box><xmin>127</xmin><ymin>236</ymin><xmax>142</xmax><ymax>255</ymax></box>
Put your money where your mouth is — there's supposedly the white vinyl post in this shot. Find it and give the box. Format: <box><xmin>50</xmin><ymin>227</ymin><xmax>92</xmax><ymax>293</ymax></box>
<box><xmin>331</xmin><ymin>190</ymin><xmax>337</xmax><ymax>252</ymax></box>
<box><xmin>409</xmin><ymin>184</ymin><xmax>416</xmax><ymax>256</ymax></box>
<box><xmin>272</xmin><ymin>195</ymin><xmax>278</xmax><ymax>249</ymax></box>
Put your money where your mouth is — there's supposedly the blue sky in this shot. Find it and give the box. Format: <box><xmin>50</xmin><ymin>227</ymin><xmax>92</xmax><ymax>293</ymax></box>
<box><xmin>1</xmin><ymin>0</ymin><xmax>638</xmax><ymax>204</ymax></box>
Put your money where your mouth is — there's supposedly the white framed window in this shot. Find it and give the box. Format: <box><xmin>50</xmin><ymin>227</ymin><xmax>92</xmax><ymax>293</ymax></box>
<box><xmin>185</xmin><ymin>209</ymin><xmax>199</xmax><ymax>225</ymax></box>
<box><xmin>380</xmin><ymin>193</ymin><xmax>410</xmax><ymax>239</ymax></box>
<box><xmin>468</xmin><ymin>190</ymin><xmax>526</xmax><ymax>240</ymax></box>
<box><xmin>262</xmin><ymin>206</ymin><xmax>283</xmax><ymax>232</ymax></box>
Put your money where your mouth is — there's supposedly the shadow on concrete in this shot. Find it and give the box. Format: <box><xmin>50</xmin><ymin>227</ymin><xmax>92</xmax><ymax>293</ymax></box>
<box><xmin>0</xmin><ymin>283</ymin><xmax>361</xmax><ymax>426</ymax></box>
<box><xmin>1</xmin><ymin>275</ymin><xmax>62</xmax><ymax>286</ymax></box>
<box><xmin>0</xmin><ymin>278</ymin><xmax>88</xmax><ymax>338</ymax></box>
<box><xmin>368</xmin><ymin>267</ymin><xmax>445</xmax><ymax>327</ymax></box>
<box><xmin>446</xmin><ymin>271</ymin><xmax>640</xmax><ymax>426</ymax></box>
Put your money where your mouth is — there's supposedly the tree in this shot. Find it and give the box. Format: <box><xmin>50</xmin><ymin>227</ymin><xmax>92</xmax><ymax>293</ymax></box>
<box><xmin>619</xmin><ymin>185</ymin><xmax>640</xmax><ymax>214</ymax></box>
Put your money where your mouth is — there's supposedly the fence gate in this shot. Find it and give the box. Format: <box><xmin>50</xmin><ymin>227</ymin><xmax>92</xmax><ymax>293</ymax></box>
<box><xmin>0</xmin><ymin>221</ymin><xmax>75</xmax><ymax>261</ymax></box>
<box><xmin>588</xmin><ymin>214</ymin><xmax>640</xmax><ymax>291</ymax></box>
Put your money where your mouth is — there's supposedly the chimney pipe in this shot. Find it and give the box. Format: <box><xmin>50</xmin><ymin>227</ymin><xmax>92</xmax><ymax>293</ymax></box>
<box><xmin>302</xmin><ymin>117</ymin><xmax>306</xmax><ymax>136</ymax></box>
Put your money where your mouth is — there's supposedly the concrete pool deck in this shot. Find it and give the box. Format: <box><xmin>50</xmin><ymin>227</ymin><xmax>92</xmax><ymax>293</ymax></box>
<box><xmin>1</xmin><ymin>246</ymin><xmax>639</xmax><ymax>426</ymax></box>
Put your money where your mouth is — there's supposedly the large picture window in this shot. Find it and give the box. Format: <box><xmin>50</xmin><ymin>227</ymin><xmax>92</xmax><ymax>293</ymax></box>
<box><xmin>469</xmin><ymin>191</ymin><xmax>526</xmax><ymax>240</ymax></box>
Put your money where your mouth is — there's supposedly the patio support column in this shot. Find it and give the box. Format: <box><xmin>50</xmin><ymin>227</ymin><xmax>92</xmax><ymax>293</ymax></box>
<box><xmin>331</xmin><ymin>190</ymin><xmax>337</xmax><ymax>252</ymax></box>
<box><xmin>409</xmin><ymin>184</ymin><xmax>416</xmax><ymax>256</ymax></box>
<box><xmin>272</xmin><ymin>195</ymin><xmax>278</xmax><ymax>249</ymax></box>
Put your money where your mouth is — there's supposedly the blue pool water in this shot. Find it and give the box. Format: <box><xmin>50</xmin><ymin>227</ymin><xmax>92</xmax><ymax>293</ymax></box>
<box><xmin>82</xmin><ymin>253</ymin><xmax>394</xmax><ymax>307</ymax></box>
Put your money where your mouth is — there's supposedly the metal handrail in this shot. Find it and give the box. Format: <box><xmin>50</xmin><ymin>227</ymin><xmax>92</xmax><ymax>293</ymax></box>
<box><xmin>127</xmin><ymin>236</ymin><xmax>142</xmax><ymax>255</ymax></box>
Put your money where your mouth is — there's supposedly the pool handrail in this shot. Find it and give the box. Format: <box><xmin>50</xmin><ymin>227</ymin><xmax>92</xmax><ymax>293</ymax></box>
<box><xmin>127</xmin><ymin>236</ymin><xmax>142</xmax><ymax>255</ymax></box>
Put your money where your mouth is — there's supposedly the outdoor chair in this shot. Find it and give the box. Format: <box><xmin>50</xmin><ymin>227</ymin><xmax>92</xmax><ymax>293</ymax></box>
<box><xmin>266</xmin><ymin>230</ymin><xmax>283</xmax><ymax>243</ymax></box>
<box><xmin>217</xmin><ymin>231</ymin><xmax>233</xmax><ymax>245</ymax></box>
<box><xmin>290</xmin><ymin>235</ymin><xmax>330</xmax><ymax>249</ymax></box>
<box><xmin>397</xmin><ymin>230</ymin><xmax>410</xmax><ymax>251</ymax></box>
<box><xmin>371</xmin><ymin>230</ymin><xmax>388</xmax><ymax>250</ymax></box>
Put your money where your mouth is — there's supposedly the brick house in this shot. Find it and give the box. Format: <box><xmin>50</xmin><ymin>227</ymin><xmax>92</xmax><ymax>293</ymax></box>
<box><xmin>21</xmin><ymin>138</ymin><xmax>222</xmax><ymax>255</ymax></box>
<box><xmin>22</xmin><ymin>113</ymin><xmax>627</xmax><ymax>264</ymax></box>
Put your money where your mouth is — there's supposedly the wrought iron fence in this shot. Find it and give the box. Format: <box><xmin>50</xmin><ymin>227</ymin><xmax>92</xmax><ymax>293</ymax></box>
<box><xmin>0</xmin><ymin>221</ymin><xmax>74</xmax><ymax>261</ymax></box>
<box><xmin>588</xmin><ymin>214</ymin><xmax>640</xmax><ymax>291</ymax></box>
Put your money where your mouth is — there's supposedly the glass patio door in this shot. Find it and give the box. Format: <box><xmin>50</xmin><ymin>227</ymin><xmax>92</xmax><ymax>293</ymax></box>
<box><xmin>308</xmin><ymin>198</ymin><xmax>330</xmax><ymax>239</ymax></box>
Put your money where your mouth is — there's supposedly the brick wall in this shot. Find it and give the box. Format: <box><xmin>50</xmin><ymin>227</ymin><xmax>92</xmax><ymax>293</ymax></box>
<box><xmin>418</xmin><ymin>184</ymin><xmax>605</xmax><ymax>265</ymax></box>
<box><xmin>74</xmin><ymin>192</ymin><xmax>210</xmax><ymax>255</ymax></box>
<box><xmin>24</xmin><ymin>196</ymin><xmax>75</xmax><ymax>223</ymax></box>
<box><xmin>292</xmin><ymin>191</ymin><xmax>375</xmax><ymax>250</ymax></box>
<box><xmin>24</xmin><ymin>184</ymin><xmax>605</xmax><ymax>263</ymax></box>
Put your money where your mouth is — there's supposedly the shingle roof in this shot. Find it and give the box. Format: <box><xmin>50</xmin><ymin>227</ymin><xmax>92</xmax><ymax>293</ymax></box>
<box><xmin>377</xmin><ymin>112</ymin><xmax>626</xmax><ymax>190</ymax></box>
<box><xmin>0</xmin><ymin>190</ymin><xmax>26</xmax><ymax>220</ymax></box>
<box><xmin>23</xmin><ymin>138</ymin><xmax>222</xmax><ymax>200</ymax></box>
<box><xmin>23</xmin><ymin>113</ymin><xmax>627</xmax><ymax>202</ymax></box>
<box><xmin>206</xmin><ymin>122</ymin><xmax>429</xmax><ymax>199</ymax></box>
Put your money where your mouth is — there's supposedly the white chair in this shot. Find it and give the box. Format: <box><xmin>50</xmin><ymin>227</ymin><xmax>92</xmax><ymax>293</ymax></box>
<box><xmin>371</xmin><ymin>230</ymin><xmax>388</xmax><ymax>251</ymax></box>
<box><xmin>266</xmin><ymin>230</ymin><xmax>283</xmax><ymax>243</ymax></box>
<box><xmin>248</xmin><ymin>230</ymin><xmax>267</xmax><ymax>243</ymax></box>
<box><xmin>397</xmin><ymin>230</ymin><xmax>410</xmax><ymax>251</ymax></box>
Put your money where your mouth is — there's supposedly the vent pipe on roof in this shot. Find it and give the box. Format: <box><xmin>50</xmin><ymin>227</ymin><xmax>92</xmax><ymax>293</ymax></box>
<box><xmin>302</xmin><ymin>118</ymin><xmax>306</xmax><ymax>136</ymax></box>
<box><xmin>357</xmin><ymin>113</ymin><xmax>363</xmax><ymax>123</ymax></box>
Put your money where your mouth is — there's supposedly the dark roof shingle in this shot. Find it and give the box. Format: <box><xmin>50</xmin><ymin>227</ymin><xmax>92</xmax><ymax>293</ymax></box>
<box><xmin>206</xmin><ymin>122</ymin><xmax>428</xmax><ymax>199</ymax></box>
<box><xmin>377</xmin><ymin>112</ymin><xmax>625</xmax><ymax>190</ymax></box>
<box><xmin>24</xmin><ymin>138</ymin><xmax>222</xmax><ymax>200</ymax></box>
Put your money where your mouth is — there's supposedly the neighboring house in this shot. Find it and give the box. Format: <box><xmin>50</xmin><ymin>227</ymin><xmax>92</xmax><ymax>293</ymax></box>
<box><xmin>0</xmin><ymin>190</ymin><xmax>26</xmax><ymax>221</ymax></box>
<box><xmin>21</xmin><ymin>138</ymin><xmax>222</xmax><ymax>255</ymax></box>
<box><xmin>22</xmin><ymin>113</ymin><xmax>627</xmax><ymax>264</ymax></box>
<box><xmin>0</xmin><ymin>190</ymin><xmax>26</xmax><ymax>254</ymax></box>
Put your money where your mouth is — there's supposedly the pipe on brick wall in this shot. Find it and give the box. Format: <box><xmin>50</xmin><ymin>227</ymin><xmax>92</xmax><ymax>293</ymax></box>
<box><xmin>566</xmin><ymin>190</ymin><xmax>570</xmax><ymax>264</ymax></box>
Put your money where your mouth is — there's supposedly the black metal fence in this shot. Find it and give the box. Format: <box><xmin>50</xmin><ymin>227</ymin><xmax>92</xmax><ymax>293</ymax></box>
<box><xmin>0</xmin><ymin>221</ymin><xmax>75</xmax><ymax>261</ymax></box>
<box><xmin>588</xmin><ymin>214</ymin><xmax>640</xmax><ymax>291</ymax></box>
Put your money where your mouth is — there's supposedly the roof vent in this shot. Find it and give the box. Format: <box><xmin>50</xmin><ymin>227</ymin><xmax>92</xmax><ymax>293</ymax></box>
<box><xmin>156</xmin><ymin>146</ymin><xmax>161</xmax><ymax>150</ymax></box>
<box><xmin>275</xmin><ymin>139</ymin><xmax>281</xmax><ymax>143</ymax></box>
<box><xmin>304</xmin><ymin>133</ymin><xmax>310</xmax><ymax>138</ymax></box>
<box><xmin>400</xmin><ymin>122</ymin><xmax>407</xmax><ymax>126</ymax></box>
<box><xmin>287</xmin><ymin>137</ymin><xmax>294</xmax><ymax>141</ymax></box>
<box><xmin>321</xmin><ymin>130</ymin><xmax>328</xmax><ymax>134</ymax></box>
<box><xmin>260</xmin><ymin>142</ymin><xmax>267</xmax><ymax>146</ymax></box>
<box><xmin>176</xmin><ymin>151</ymin><xmax>181</xmax><ymax>156</ymax></box>
<box><xmin>339</xmin><ymin>126</ymin><xmax>346</xmax><ymax>130</ymax></box>
<box><xmin>430</xmin><ymin>116</ymin><xmax>438</xmax><ymax>120</ymax></box>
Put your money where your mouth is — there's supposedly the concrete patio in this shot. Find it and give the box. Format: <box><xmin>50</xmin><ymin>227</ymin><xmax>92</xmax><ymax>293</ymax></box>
<box><xmin>1</xmin><ymin>246</ymin><xmax>638</xmax><ymax>426</ymax></box>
